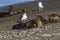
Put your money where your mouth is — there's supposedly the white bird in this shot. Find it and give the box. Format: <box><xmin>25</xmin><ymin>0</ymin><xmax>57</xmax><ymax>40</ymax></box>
<box><xmin>21</xmin><ymin>13</ymin><xmax>27</xmax><ymax>21</ymax></box>
<box><xmin>38</xmin><ymin>2</ymin><xmax>44</xmax><ymax>8</ymax></box>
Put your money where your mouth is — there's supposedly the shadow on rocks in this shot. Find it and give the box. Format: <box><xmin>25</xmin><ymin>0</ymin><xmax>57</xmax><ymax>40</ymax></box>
<box><xmin>12</xmin><ymin>19</ymin><xmax>36</xmax><ymax>30</ymax></box>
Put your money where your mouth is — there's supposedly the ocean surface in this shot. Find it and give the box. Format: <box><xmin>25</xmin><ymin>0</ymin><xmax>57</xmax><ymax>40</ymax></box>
<box><xmin>0</xmin><ymin>0</ymin><xmax>36</xmax><ymax>7</ymax></box>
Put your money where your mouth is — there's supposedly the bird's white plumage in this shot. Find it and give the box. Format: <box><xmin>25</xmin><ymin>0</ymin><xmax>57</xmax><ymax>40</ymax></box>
<box><xmin>38</xmin><ymin>2</ymin><xmax>44</xmax><ymax>8</ymax></box>
<box><xmin>21</xmin><ymin>13</ymin><xmax>27</xmax><ymax>20</ymax></box>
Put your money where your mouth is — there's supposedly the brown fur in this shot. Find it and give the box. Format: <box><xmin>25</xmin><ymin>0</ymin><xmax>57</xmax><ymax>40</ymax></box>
<box><xmin>8</xmin><ymin>5</ymin><xmax>15</xmax><ymax>15</ymax></box>
<box><xmin>36</xmin><ymin>18</ymin><xmax>44</xmax><ymax>28</ymax></box>
<box><xmin>8</xmin><ymin>5</ymin><xmax>27</xmax><ymax>15</ymax></box>
<box><xmin>16</xmin><ymin>9</ymin><xmax>26</xmax><ymax>13</ymax></box>
<box><xmin>48</xmin><ymin>14</ymin><xmax>60</xmax><ymax>23</ymax></box>
<box><xmin>36</xmin><ymin>15</ymin><xmax>48</xmax><ymax>28</ymax></box>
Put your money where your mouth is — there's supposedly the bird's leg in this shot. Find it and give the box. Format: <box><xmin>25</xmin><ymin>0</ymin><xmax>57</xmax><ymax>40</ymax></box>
<box><xmin>39</xmin><ymin>8</ymin><xmax>43</xmax><ymax>13</ymax></box>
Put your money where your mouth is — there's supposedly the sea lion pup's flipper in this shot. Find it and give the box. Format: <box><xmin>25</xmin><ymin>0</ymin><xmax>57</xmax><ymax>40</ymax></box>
<box><xmin>25</xmin><ymin>19</ymin><xmax>36</xmax><ymax>29</ymax></box>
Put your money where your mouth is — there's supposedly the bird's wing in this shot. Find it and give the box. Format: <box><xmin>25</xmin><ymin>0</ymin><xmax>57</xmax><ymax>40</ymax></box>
<box><xmin>21</xmin><ymin>13</ymin><xmax>27</xmax><ymax>20</ymax></box>
<box><xmin>38</xmin><ymin>2</ymin><xmax>44</xmax><ymax>8</ymax></box>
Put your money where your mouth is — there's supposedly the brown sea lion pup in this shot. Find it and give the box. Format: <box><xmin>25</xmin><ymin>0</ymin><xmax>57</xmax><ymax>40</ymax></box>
<box><xmin>16</xmin><ymin>9</ymin><xmax>27</xmax><ymax>13</ymax></box>
<box><xmin>48</xmin><ymin>14</ymin><xmax>60</xmax><ymax>23</ymax></box>
<box><xmin>36</xmin><ymin>15</ymin><xmax>48</xmax><ymax>28</ymax></box>
<box><xmin>8</xmin><ymin>5</ymin><xmax>16</xmax><ymax>15</ymax></box>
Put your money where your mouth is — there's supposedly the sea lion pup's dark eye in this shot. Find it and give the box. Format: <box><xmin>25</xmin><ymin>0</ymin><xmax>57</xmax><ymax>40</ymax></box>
<box><xmin>48</xmin><ymin>14</ymin><xmax>60</xmax><ymax>23</ymax></box>
<box><xmin>35</xmin><ymin>15</ymin><xmax>48</xmax><ymax>28</ymax></box>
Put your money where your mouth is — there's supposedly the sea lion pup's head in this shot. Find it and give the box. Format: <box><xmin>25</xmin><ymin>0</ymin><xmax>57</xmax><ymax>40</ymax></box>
<box><xmin>36</xmin><ymin>15</ymin><xmax>48</xmax><ymax>28</ymax></box>
<box><xmin>48</xmin><ymin>14</ymin><xmax>60</xmax><ymax>23</ymax></box>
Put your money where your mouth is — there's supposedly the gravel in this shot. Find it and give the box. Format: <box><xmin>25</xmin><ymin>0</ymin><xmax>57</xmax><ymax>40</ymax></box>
<box><xmin>0</xmin><ymin>1</ymin><xmax>60</xmax><ymax>40</ymax></box>
<box><xmin>0</xmin><ymin>26</ymin><xmax>60</xmax><ymax>40</ymax></box>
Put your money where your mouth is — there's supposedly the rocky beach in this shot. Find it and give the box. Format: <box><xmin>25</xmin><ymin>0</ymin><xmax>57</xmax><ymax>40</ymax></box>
<box><xmin>0</xmin><ymin>0</ymin><xmax>60</xmax><ymax>40</ymax></box>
